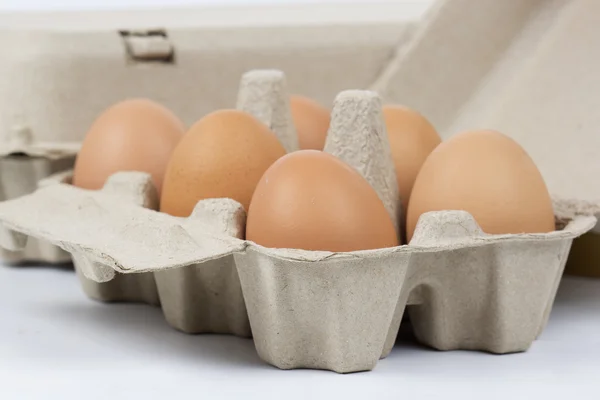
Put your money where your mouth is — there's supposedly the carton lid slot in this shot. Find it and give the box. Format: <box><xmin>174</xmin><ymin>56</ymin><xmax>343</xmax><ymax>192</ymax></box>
<box><xmin>119</xmin><ymin>29</ymin><xmax>174</xmax><ymax>64</ymax></box>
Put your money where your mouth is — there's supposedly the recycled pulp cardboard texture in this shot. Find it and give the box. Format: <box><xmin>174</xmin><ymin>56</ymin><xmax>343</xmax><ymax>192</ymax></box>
<box><xmin>154</xmin><ymin>199</ymin><xmax>250</xmax><ymax>336</ymax></box>
<box><xmin>0</xmin><ymin>70</ymin><xmax>594</xmax><ymax>373</ymax></box>
<box><xmin>0</xmin><ymin>8</ymin><xmax>411</xmax><ymax>157</ymax></box>
<box><xmin>39</xmin><ymin>169</ymin><xmax>161</xmax><ymax>304</ymax></box>
<box><xmin>0</xmin><ymin>155</ymin><xmax>74</xmax><ymax>264</ymax></box>
<box><xmin>79</xmin><ymin>172</ymin><xmax>161</xmax><ymax>305</ymax></box>
<box><xmin>371</xmin><ymin>0</ymin><xmax>600</xmax><ymax>274</ymax></box>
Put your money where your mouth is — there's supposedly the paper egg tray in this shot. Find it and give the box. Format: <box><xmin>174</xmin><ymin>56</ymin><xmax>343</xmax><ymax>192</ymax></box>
<box><xmin>0</xmin><ymin>155</ymin><xmax>74</xmax><ymax>264</ymax></box>
<box><xmin>0</xmin><ymin>70</ymin><xmax>595</xmax><ymax>373</ymax></box>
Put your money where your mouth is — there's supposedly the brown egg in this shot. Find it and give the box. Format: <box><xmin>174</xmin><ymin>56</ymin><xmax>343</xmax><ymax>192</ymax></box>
<box><xmin>72</xmin><ymin>98</ymin><xmax>185</xmax><ymax>196</ymax></box>
<box><xmin>160</xmin><ymin>109</ymin><xmax>286</xmax><ymax>217</ymax></box>
<box><xmin>383</xmin><ymin>105</ymin><xmax>441</xmax><ymax>214</ymax></box>
<box><xmin>406</xmin><ymin>130</ymin><xmax>555</xmax><ymax>242</ymax></box>
<box><xmin>290</xmin><ymin>95</ymin><xmax>331</xmax><ymax>150</ymax></box>
<box><xmin>246</xmin><ymin>150</ymin><xmax>399</xmax><ymax>252</ymax></box>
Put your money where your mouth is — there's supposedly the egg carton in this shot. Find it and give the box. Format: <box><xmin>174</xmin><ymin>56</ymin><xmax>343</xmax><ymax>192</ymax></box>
<box><xmin>371</xmin><ymin>0</ymin><xmax>600</xmax><ymax>275</ymax></box>
<box><xmin>0</xmin><ymin>69</ymin><xmax>594</xmax><ymax>373</ymax></box>
<box><xmin>0</xmin><ymin>155</ymin><xmax>74</xmax><ymax>264</ymax></box>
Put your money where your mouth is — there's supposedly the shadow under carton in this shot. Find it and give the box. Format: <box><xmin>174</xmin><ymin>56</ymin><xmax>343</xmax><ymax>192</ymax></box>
<box><xmin>564</xmin><ymin>231</ymin><xmax>600</xmax><ymax>278</ymax></box>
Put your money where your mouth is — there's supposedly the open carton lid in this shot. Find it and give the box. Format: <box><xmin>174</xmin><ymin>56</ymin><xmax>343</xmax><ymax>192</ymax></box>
<box><xmin>373</xmin><ymin>0</ymin><xmax>600</xmax><ymax>206</ymax></box>
<box><xmin>0</xmin><ymin>4</ymin><xmax>419</xmax><ymax>158</ymax></box>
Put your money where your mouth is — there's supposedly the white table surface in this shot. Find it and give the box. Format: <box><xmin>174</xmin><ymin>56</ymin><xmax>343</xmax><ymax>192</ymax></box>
<box><xmin>1</xmin><ymin>264</ymin><xmax>599</xmax><ymax>399</ymax></box>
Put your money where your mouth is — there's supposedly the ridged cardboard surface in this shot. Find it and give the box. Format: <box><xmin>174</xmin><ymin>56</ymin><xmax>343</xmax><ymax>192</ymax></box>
<box><xmin>0</xmin><ymin>156</ymin><xmax>74</xmax><ymax>264</ymax></box>
<box><xmin>0</xmin><ymin>70</ymin><xmax>594</xmax><ymax>373</ymax></box>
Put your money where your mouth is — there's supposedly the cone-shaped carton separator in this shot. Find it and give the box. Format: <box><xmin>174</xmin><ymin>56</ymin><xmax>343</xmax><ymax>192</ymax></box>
<box><xmin>188</xmin><ymin>198</ymin><xmax>247</xmax><ymax>237</ymax></box>
<box><xmin>236</xmin><ymin>69</ymin><xmax>299</xmax><ymax>153</ymax></box>
<box><xmin>323</xmin><ymin>90</ymin><xmax>402</xmax><ymax>242</ymax></box>
<box><xmin>410</xmin><ymin>210</ymin><xmax>484</xmax><ymax>246</ymax></box>
<box><xmin>101</xmin><ymin>171</ymin><xmax>159</xmax><ymax>210</ymax></box>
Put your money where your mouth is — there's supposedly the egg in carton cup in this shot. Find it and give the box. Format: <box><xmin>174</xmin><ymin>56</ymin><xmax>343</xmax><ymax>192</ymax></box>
<box><xmin>0</xmin><ymin>69</ymin><xmax>595</xmax><ymax>373</ymax></box>
<box><xmin>371</xmin><ymin>0</ymin><xmax>600</xmax><ymax>277</ymax></box>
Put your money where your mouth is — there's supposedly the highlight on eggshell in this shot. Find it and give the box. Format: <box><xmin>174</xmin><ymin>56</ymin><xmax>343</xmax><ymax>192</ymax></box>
<box><xmin>246</xmin><ymin>150</ymin><xmax>399</xmax><ymax>252</ymax></box>
<box><xmin>72</xmin><ymin>98</ymin><xmax>185</xmax><ymax>197</ymax></box>
<box><xmin>289</xmin><ymin>95</ymin><xmax>331</xmax><ymax>150</ymax></box>
<box><xmin>160</xmin><ymin>109</ymin><xmax>287</xmax><ymax>218</ymax></box>
<box><xmin>406</xmin><ymin>129</ymin><xmax>555</xmax><ymax>242</ymax></box>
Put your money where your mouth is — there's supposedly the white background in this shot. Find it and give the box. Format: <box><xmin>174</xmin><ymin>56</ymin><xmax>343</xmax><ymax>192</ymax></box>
<box><xmin>1</xmin><ymin>0</ymin><xmax>600</xmax><ymax>399</ymax></box>
<box><xmin>0</xmin><ymin>0</ymin><xmax>433</xmax><ymax>11</ymax></box>
<box><xmin>0</xmin><ymin>0</ymin><xmax>433</xmax><ymax>28</ymax></box>
<box><xmin>1</xmin><ymin>266</ymin><xmax>599</xmax><ymax>400</ymax></box>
